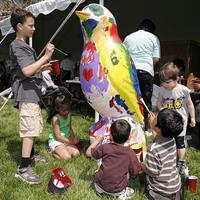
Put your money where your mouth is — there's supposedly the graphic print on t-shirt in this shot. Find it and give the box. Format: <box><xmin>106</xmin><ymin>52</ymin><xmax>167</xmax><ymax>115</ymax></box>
<box><xmin>163</xmin><ymin>96</ymin><xmax>185</xmax><ymax>109</ymax></box>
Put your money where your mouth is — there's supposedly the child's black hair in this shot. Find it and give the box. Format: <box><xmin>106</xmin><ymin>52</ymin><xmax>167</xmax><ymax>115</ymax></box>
<box><xmin>156</xmin><ymin>108</ymin><xmax>183</xmax><ymax>138</ymax></box>
<box><xmin>54</xmin><ymin>94</ymin><xmax>71</xmax><ymax>110</ymax></box>
<box><xmin>110</xmin><ymin>119</ymin><xmax>131</xmax><ymax>144</ymax></box>
<box><xmin>137</xmin><ymin>19</ymin><xmax>156</xmax><ymax>34</ymax></box>
<box><xmin>10</xmin><ymin>8</ymin><xmax>35</xmax><ymax>31</ymax></box>
<box><xmin>47</xmin><ymin>90</ymin><xmax>72</xmax><ymax>123</ymax></box>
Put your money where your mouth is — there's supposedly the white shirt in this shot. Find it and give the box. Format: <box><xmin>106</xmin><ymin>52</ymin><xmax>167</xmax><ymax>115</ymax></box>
<box><xmin>42</xmin><ymin>70</ymin><xmax>55</xmax><ymax>88</ymax></box>
<box><xmin>60</xmin><ymin>57</ymin><xmax>75</xmax><ymax>71</ymax></box>
<box><xmin>124</xmin><ymin>30</ymin><xmax>160</xmax><ymax>76</ymax></box>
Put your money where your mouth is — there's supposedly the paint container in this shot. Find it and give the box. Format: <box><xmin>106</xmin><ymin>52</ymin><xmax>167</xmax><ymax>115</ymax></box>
<box><xmin>187</xmin><ymin>176</ymin><xmax>198</xmax><ymax>193</ymax></box>
<box><xmin>50</xmin><ymin>60</ymin><xmax>60</xmax><ymax>76</ymax></box>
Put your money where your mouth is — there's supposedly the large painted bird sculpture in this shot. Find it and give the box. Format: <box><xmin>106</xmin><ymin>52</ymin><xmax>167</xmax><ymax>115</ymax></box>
<box><xmin>76</xmin><ymin>4</ymin><xmax>145</xmax><ymax>125</ymax></box>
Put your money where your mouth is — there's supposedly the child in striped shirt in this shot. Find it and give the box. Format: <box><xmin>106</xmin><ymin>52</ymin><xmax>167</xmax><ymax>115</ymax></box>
<box><xmin>141</xmin><ymin>109</ymin><xmax>184</xmax><ymax>200</ymax></box>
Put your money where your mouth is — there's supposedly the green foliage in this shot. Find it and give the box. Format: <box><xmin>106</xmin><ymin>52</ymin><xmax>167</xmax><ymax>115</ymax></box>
<box><xmin>0</xmin><ymin>100</ymin><xmax>200</xmax><ymax>199</ymax></box>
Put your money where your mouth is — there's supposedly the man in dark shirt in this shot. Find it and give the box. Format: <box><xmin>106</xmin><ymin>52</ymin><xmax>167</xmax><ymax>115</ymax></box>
<box><xmin>86</xmin><ymin>119</ymin><xmax>141</xmax><ymax>199</ymax></box>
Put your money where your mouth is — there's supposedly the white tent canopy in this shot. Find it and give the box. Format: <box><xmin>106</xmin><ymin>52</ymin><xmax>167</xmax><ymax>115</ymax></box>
<box><xmin>0</xmin><ymin>0</ymin><xmax>80</xmax><ymax>36</ymax></box>
<box><xmin>0</xmin><ymin>0</ymin><xmax>91</xmax><ymax>61</ymax></box>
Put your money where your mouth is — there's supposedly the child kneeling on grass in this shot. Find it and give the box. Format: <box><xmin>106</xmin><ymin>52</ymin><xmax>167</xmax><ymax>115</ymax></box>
<box><xmin>86</xmin><ymin>119</ymin><xmax>141</xmax><ymax>200</ymax></box>
<box><xmin>141</xmin><ymin>109</ymin><xmax>184</xmax><ymax>200</ymax></box>
<box><xmin>48</xmin><ymin>93</ymin><xmax>80</xmax><ymax>160</ymax></box>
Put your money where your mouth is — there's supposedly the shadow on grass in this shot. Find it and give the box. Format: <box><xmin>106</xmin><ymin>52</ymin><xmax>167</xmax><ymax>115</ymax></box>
<box><xmin>34</xmin><ymin>140</ymin><xmax>49</xmax><ymax>151</ymax></box>
<box><xmin>0</xmin><ymin>135</ymin><xmax>14</xmax><ymax>140</ymax></box>
<box><xmin>6</xmin><ymin>139</ymin><xmax>21</xmax><ymax>164</ymax></box>
<box><xmin>78</xmin><ymin>138</ymin><xmax>96</xmax><ymax>183</ymax></box>
<box><xmin>129</xmin><ymin>174</ymin><xmax>146</xmax><ymax>192</ymax></box>
<box><xmin>79</xmin><ymin>164</ymin><xmax>93</xmax><ymax>182</ymax></box>
<box><xmin>6</xmin><ymin>138</ymin><xmax>50</xmax><ymax>164</ymax></box>
<box><xmin>79</xmin><ymin>139</ymin><xmax>90</xmax><ymax>153</ymax></box>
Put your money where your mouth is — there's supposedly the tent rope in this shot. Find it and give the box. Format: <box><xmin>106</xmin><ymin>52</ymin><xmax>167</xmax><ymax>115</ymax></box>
<box><xmin>38</xmin><ymin>0</ymin><xmax>85</xmax><ymax>58</ymax></box>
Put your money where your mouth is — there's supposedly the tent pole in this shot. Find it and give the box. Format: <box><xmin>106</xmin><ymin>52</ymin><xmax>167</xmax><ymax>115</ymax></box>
<box><xmin>94</xmin><ymin>0</ymin><xmax>104</xmax><ymax>122</ymax></box>
<box><xmin>38</xmin><ymin>0</ymin><xmax>84</xmax><ymax>58</ymax></box>
<box><xmin>99</xmin><ymin>0</ymin><xmax>104</xmax><ymax>5</ymax></box>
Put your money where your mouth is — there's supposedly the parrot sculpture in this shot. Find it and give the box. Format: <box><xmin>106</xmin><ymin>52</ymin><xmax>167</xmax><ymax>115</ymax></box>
<box><xmin>76</xmin><ymin>3</ymin><xmax>147</xmax><ymax>158</ymax></box>
<box><xmin>76</xmin><ymin>3</ymin><xmax>146</xmax><ymax>125</ymax></box>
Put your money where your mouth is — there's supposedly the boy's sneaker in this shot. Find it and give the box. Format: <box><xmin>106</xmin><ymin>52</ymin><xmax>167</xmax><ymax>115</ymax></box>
<box><xmin>31</xmin><ymin>154</ymin><xmax>48</xmax><ymax>163</ymax></box>
<box><xmin>177</xmin><ymin>161</ymin><xmax>189</xmax><ymax>177</ymax></box>
<box><xmin>15</xmin><ymin>165</ymin><xmax>42</xmax><ymax>184</ymax></box>
<box><xmin>118</xmin><ymin>187</ymin><xmax>134</xmax><ymax>200</ymax></box>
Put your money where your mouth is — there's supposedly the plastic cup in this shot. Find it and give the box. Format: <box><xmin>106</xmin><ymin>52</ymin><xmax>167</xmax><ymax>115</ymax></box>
<box><xmin>74</xmin><ymin>76</ymin><xmax>79</xmax><ymax>81</ymax></box>
<box><xmin>180</xmin><ymin>78</ymin><xmax>187</xmax><ymax>86</ymax></box>
<box><xmin>133</xmin><ymin>148</ymin><xmax>143</xmax><ymax>162</ymax></box>
<box><xmin>187</xmin><ymin>176</ymin><xmax>198</xmax><ymax>193</ymax></box>
<box><xmin>50</xmin><ymin>60</ymin><xmax>60</xmax><ymax>76</ymax></box>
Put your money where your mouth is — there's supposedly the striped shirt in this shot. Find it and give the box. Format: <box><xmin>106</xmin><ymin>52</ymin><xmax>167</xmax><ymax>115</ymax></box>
<box><xmin>146</xmin><ymin>136</ymin><xmax>181</xmax><ymax>195</ymax></box>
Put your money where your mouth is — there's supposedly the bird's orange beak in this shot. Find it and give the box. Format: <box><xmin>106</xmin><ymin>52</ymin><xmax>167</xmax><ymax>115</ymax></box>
<box><xmin>75</xmin><ymin>11</ymin><xmax>91</xmax><ymax>21</ymax></box>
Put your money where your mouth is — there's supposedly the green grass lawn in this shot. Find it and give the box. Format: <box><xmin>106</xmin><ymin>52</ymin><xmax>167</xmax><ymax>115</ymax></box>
<box><xmin>0</xmin><ymin>100</ymin><xmax>200</xmax><ymax>200</ymax></box>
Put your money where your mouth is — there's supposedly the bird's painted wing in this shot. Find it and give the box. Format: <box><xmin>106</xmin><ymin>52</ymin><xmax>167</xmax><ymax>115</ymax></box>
<box><xmin>92</xmin><ymin>31</ymin><xmax>144</xmax><ymax>124</ymax></box>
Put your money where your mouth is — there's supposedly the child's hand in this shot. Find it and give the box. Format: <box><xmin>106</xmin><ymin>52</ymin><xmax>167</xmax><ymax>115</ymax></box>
<box><xmin>96</xmin><ymin>135</ymin><xmax>104</xmax><ymax>143</ymax></box>
<box><xmin>148</xmin><ymin>112</ymin><xmax>156</xmax><ymax>129</ymax></box>
<box><xmin>190</xmin><ymin>118</ymin><xmax>196</xmax><ymax>127</ymax></box>
<box><xmin>45</xmin><ymin>43</ymin><xmax>55</xmax><ymax>59</ymax></box>
<box><xmin>72</xmin><ymin>137</ymin><xmax>79</xmax><ymax>145</ymax></box>
<box><xmin>40</xmin><ymin>63</ymin><xmax>52</xmax><ymax>72</ymax></box>
<box><xmin>127</xmin><ymin>129</ymin><xmax>138</xmax><ymax>145</ymax></box>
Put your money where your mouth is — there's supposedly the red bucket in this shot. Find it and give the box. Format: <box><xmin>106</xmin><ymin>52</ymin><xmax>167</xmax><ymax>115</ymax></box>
<box><xmin>50</xmin><ymin>60</ymin><xmax>60</xmax><ymax>76</ymax></box>
<box><xmin>133</xmin><ymin>148</ymin><xmax>143</xmax><ymax>162</ymax></box>
<box><xmin>48</xmin><ymin>167</ymin><xmax>72</xmax><ymax>194</ymax></box>
<box><xmin>187</xmin><ymin>176</ymin><xmax>198</xmax><ymax>193</ymax></box>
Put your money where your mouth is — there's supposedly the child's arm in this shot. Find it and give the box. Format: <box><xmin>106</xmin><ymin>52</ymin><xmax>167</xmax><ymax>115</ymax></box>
<box><xmin>22</xmin><ymin>43</ymin><xmax>54</xmax><ymax>77</ymax></box>
<box><xmin>52</xmin><ymin>116</ymin><xmax>75</xmax><ymax>145</ymax></box>
<box><xmin>86</xmin><ymin>136</ymin><xmax>104</xmax><ymax>157</ymax></box>
<box><xmin>148</xmin><ymin>112</ymin><xmax>157</xmax><ymax>138</ymax></box>
<box><xmin>69</xmin><ymin>120</ymin><xmax>79</xmax><ymax>145</ymax></box>
<box><xmin>187</xmin><ymin>94</ymin><xmax>196</xmax><ymax>127</ymax></box>
<box><xmin>157</xmin><ymin>95</ymin><xmax>164</xmax><ymax>110</ymax></box>
<box><xmin>140</xmin><ymin>153</ymin><xmax>160</xmax><ymax>178</ymax></box>
<box><xmin>129</xmin><ymin>150</ymin><xmax>142</xmax><ymax>176</ymax></box>
<box><xmin>140</xmin><ymin>162</ymin><xmax>147</xmax><ymax>173</ymax></box>
<box><xmin>67</xmin><ymin>114</ymin><xmax>79</xmax><ymax>144</ymax></box>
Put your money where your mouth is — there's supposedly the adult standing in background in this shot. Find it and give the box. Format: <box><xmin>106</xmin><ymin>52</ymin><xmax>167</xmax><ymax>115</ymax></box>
<box><xmin>124</xmin><ymin>19</ymin><xmax>160</xmax><ymax>130</ymax></box>
<box><xmin>60</xmin><ymin>53</ymin><xmax>76</xmax><ymax>82</ymax></box>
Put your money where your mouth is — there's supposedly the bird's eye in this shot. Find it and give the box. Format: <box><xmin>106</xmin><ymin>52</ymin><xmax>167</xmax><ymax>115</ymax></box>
<box><xmin>89</xmin><ymin>5</ymin><xmax>104</xmax><ymax>16</ymax></box>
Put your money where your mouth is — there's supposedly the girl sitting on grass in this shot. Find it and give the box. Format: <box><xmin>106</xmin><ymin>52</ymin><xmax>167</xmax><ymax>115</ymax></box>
<box><xmin>48</xmin><ymin>93</ymin><xmax>80</xmax><ymax>160</ymax></box>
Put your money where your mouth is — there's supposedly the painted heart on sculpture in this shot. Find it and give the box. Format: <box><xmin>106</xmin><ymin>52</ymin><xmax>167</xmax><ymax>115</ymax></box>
<box><xmin>83</xmin><ymin>68</ymin><xmax>94</xmax><ymax>81</ymax></box>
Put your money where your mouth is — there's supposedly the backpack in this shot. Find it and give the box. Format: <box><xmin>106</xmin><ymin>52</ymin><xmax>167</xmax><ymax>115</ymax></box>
<box><xmin>10</xmin><ymin>64</ymin><xmax>26</xmax><ymax>108</ymax></box>
<box><xmin>48</xmin><ymin>167</ymin><xmax>73</xmax><ymax>194</ymax></box>
<box><xmin>11</xmin><ymin>79</ymin><xmax>21</xmax><ymax>108</ymax></box>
